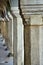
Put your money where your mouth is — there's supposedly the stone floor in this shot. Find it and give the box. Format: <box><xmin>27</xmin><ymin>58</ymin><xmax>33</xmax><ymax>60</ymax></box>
<box><xmin>0</xmin><ymin>34</ymin><xmax>13</xmax><ymax>65</ymax></box>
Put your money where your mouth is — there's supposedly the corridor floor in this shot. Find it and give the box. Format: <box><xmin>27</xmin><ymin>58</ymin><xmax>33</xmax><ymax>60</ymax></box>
<box><xmin>0</xmin><ymin>34</ymin><xmax>13</xmax><ymax>65</ymax></box>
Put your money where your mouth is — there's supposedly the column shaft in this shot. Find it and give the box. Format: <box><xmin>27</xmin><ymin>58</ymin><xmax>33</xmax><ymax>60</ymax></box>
<box><xmin>24</xmin><ymin>15</ymin><xmax>42</xmax><ymax>65</ymax></box>
<box><xmin>24</xmin><ymin>25</ymin><xmax>31</xmax><ymax>65</ymax></box>
<box><xmin>39</xmin><ymin>26</ymin><xmax>43</xmax><ymax>65</ymax></box>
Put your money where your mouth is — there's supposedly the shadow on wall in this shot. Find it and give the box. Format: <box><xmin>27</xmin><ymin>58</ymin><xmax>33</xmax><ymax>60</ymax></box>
<box><xmin>18</xmin><ymin>0</ymin><xmax>26</xmax><ymax>24</ymax></box>
<box><xmin>0</xmin><ymin>29</ymin><xmax>1</xmax><ymax>33</ymax></box>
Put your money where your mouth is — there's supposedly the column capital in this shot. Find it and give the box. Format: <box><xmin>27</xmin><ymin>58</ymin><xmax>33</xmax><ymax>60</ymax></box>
<box><xmin>19</xmin><ymin>0</ymin><xmax>43</xmax><ymax>26</ymax></box>
<box><xmin>11</xmin><ymin>7</ymin><xmax>21</xmax><ymax>18</ymax></box>
<box><xmin>23</xmin><ymin>17</ymin><xmax>30</xmax><ymax>25</ymax></box>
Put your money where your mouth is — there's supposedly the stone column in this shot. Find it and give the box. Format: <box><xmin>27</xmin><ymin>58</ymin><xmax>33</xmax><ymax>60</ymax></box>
<box><xmin>13</xmin><ymin>16</ymin><xmax>24</xmax><ymax>65</ymax></box>
<box><xmin>8</xmin><ymin>19</ymin><xmax>12</xmax><ymax>53</ymax></box>
<box><xmin>30</xmin><ymin>15</ymin><xmax>42</xmax><ymax>65</ymax></box>
<box><xmin>39</xmin><ymin>17</ymin><xmax>43</xmax><ymax>65</ymax></box>
<box><xmin>11</xmin><ymin>7</ymin><xmax>24</xmax><ymax>65</ymax></box>
<box><xmin>24</xmin><ymin>25</ymin><xmax>31</xmax><ymax>65</ymax></box>
<box><xmin>31</xmin><ymin>26</ymin><xmax>39</xmax><ymax>65</ymax></box>
<box><xmin>13</xmin><ymin>17</ymin><xmax>17</xmax><ymax>65</ymax></box>
<box><xmin>24</xmin><ymin>15</ymin><xmax>42</xmax><ymax>65</ymax></box>
<box><xmin>24</xmin><ymin>18</ymin><xmax>31</xmax><ymax>65</ymax></box>
<box><xmin>19</xmin><ymin>0</ymin><xmax>43</xmax><ymax>65</ymax></box>
<box><xmin>17</xmin><ymin>17</ymin><xmax>24</xmax><ymax>65</ymax></box>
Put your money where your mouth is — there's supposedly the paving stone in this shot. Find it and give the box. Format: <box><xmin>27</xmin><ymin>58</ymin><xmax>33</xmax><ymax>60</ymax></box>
<box><xmin>0</xmin><ymin>34</ymin><xmax>13</xmax><ymax>65</ymax></box>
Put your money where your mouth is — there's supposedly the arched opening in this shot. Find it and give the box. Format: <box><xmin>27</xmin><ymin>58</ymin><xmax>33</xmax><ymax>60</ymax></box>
<box><xmin>0</xmin><ymin>0</ymin><xmax>13</xmax><ymax>64</ymax></box>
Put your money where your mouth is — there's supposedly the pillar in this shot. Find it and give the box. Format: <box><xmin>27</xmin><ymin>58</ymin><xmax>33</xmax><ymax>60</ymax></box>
<box><xmin>31</xmin><ymin>15</ymin><xmax>41</xmax><ymax>65</ymax></box>
<box><xmin>11</xmin><ymin>7</ymin><xmax>24</xmax><ymax>65</ymax></box>
<box><xmin>39</xmin><ymin>17</ymin><xmax>43</xmax><ymax>65</ymax></box>
<box><xmin>12</xmin><ymin>9</ymin><xmax>24</xmax><ymax>65</ymax></box>
<box><xmin>8</xmin><ymin>19</ymin><xmax>13</xmax><ymax>54</ymax></box>
<box><xmin>17</xmin><ymin>17</ymin><xmax>24</xmax><ymax>65</ymax></box>
<box><xmin>24</xmin><ymin>15</ymin><xmax>42</xmax><ymax>65</ymax></box>
<box><xmin>13</xmin><ymin>16</ymin><xmax>24</xmax><ymax>65</ymax></box>
<box><xmin>13</xmin><ymin>16</ymin><xmax>17</xmax><ymax>65</ymax></box>
<box><xmin>19</xmin><ymin>0</ymin><xmax>43</xmax><ymax>65</ymax></box>
<box><xmin>24</xmin><ymin>25</ymin><xmax>31</xmax><ymax>65</ymax></box>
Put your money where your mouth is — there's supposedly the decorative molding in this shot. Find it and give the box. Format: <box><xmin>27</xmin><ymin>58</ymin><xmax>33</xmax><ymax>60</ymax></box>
<box><xmin>11</xmin><ymin>7</ymin><xmax>19</xmax><ymax>13</ymax></box>
<box><xmin>19</xmin><ymin>1</ymin><xmax>43</xmax><ymax>25</ymax></box>
<box><xmin>23</xmin><ymin>17</ymin><xmax>31</xmax><ymax>25</ymax></box>
<box><xmin>11</xmin><ymin>7</ymin><xmax>21</xmax><ymax>18</ymax></box>
<box><xmin>21</xmin><ymin>4</ymin><xmax>43</xmax><ymax>15</ymax></box>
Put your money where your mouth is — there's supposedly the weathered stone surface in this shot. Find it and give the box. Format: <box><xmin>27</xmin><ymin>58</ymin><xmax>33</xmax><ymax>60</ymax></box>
<box><xmin>24</xmin><ymin>15</ymin><xmax>42</xmax><ymax>65</ymax></box>
<box><xmin>13</xmin><ymin>17</ymin><xmax>17</xmax><ymax>65</ymax></box>
<box><xmin>8</xmin><ymin>19</ymin><xmax>12</xmax><ymax>54</ymax></box>
<box><xmin>31</xmin><ymin>26</ymin><xmax>39</xmax><ymax>65</ymax></box>
<box><xmin>24</xmin><ymin>25</ymin><xmax>31</xmax><ymax>65</ymax></box>
<box><xmin>17</xmin><ymin>17</ymin><xmax>24</xmax><ymax>65</ymax></box>
<box><xmin>39</xmin><ymin>26</ymin><xmax>43</xmax><ymax>65</ymax></box>
<box><xmin>31</xmin><ymin>15</ymin><xmax>42</xmax><ymax>25</ymax></box>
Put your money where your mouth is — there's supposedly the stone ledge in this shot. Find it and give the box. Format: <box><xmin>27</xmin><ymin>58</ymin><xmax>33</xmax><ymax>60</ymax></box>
<box><xmin>20</xmin><ymin>4</ymin><xmax>43</xmax><ymax>15</ymax></box>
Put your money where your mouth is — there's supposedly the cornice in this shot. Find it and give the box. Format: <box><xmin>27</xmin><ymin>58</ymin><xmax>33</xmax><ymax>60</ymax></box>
<box><xmin>19</xmin><ymin>0</ymin><xmax>43</xmax><ymax>25</ymax></box>
<box><xmin>20</xmin><ymin>4</ymin><xmax>43</xmax><ymax>15</ymax></box>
